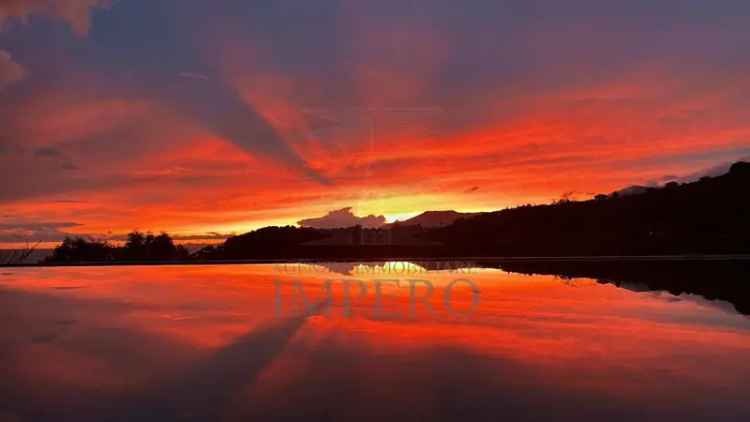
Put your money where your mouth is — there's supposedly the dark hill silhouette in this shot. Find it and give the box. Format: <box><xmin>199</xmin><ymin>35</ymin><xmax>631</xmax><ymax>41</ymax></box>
<box><xmin>612</xmin><ymin>185</ymin><xmax>651</xmax><ymax>197</ymax></box>
<box><xmin>429</xmin><ymin>161</ymin><xmax>750</xmax><ymax>256</ymax></box>
<box><xmin>217</xmin><ymin>226</ymin><xmax>329</xmax><ymax>259</ymax></box>
<box><xmin>197</xmin><ymin>225</ymin><xmax>445</xmax><ymax>260</ymax></box>
<box><xmin>386</xmin><ymin>210</ymin><xmax>483</xmax><ymax>228</ymax></box>
<box><xmin>189</xmin><ymin>161</ymin><xmax>750</xmax><ymax>260</ymax></box>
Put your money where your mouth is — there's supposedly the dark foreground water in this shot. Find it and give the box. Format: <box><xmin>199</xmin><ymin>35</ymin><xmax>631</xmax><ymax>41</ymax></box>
<box><xmin>1</xmin><ymin>262</ymin><xmax>749</xmax><ymax>421</ymax></box>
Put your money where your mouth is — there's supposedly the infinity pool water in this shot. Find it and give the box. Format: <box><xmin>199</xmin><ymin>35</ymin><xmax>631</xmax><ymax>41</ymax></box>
<box><xmin>1</xmin><ymin>262</ymin><xmax>749</xmax><ymax>421</ymax></box>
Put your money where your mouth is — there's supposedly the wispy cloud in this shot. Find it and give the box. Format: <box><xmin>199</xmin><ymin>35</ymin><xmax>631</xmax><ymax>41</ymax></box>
<box><xmin>0</xmin><ymin>219</ymin><xmax>82</xmax><ymax>242</ymax></box>
<box><xmin>0</xmin><ymin>50</ymin><xmax>25</xmax><ymax>90</ymax></box>
<box><xmin>178</xmin><ymin>72</ymin><xmax>209</xmax><ymax>81</ymax></box>
<box><xmin>0</xmin><ymin>0</ymin><xmax>111</xmax><ymax>36</ymax></box>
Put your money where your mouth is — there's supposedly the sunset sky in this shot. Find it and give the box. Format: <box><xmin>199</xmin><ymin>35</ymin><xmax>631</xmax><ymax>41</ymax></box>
<box><xmin>2</xmin><ymin>0</ymin><xmax>750</xmax><ymax>245</ymax></box>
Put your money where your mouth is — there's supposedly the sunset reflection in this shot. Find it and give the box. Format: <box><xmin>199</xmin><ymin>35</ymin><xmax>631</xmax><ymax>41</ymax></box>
<box><xmin>1</xmin><ymin>263</ymin><xmax>749</xmax><ymax>420</ymax></box>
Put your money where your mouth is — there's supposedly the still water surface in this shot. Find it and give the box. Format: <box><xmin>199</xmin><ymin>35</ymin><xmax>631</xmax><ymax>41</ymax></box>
<box><xmin>1</xmin><ymin>262</ymin><xmax>749</xmax><ymax>421</ymax></box>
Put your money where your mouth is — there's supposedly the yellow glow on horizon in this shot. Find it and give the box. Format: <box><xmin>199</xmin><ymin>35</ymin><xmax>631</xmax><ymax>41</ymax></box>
<box><xmin>62</xmin><ymin>191</ymin><xmax>512</xmax><ymax>243</ymax></box>
<box><xmin>384</xmin><ymin>212</ymin><xmax>421</xmax><ymax>223</ymax></box>
<box><xmin>200</xmin><ymin>192</ymin><xmax>506</xmax><ymax>235</ymax></box>
<box><xmin>348</xmin><ymin>192</ymin><xmax>459</xmax><ymax>221</ymax></box>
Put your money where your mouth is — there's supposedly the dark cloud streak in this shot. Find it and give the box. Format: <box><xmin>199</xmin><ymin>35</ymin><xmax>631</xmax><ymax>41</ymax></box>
<box><xmin>163</xmin><ymin>75</ymin><xmax>331</xmax><ymax>184</ymax></box>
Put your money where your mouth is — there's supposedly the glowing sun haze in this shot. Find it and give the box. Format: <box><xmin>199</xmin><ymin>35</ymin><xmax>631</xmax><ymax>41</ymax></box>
<box><xmin>2</xmin><ymin>0</ymin><xmax>750</xmax><ymax>244</ymax></box>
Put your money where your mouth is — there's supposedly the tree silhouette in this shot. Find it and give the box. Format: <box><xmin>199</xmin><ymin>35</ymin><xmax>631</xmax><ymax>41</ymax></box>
<box><xmin>47</xmin><ymin>237</ymin><xmax>113</xmax><ymax>263</ymax></box>
<box><xmin>46</xmin><ymin>231</ymin><xmax>187</xmax><ymax>263</ymax></box>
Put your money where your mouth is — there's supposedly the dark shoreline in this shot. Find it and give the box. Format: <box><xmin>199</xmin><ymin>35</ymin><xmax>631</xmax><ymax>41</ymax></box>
<box><xmin>4</xmin><ymin>255</ymin><xmax>750</xmax><ymax>314</ymax></box>
<box><xmin>3</xmin><ymin>254</ymin><xmax>750</xmax><ymax>268</ymax></box>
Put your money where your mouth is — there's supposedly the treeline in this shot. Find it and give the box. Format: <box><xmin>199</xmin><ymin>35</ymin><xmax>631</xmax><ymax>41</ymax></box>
<box><xmin>46</xmin><ymin>231</ymin><xmax>189</xmax><ymax>264</ymax></box>
<box><xmin>429</xmin><ymin>161</ymin><xmax>750</xmax><ymax>256</ymax></box>
<box><xmin>198</xmin><ymin>161</ymin><xmax>750</xmax><ymax>259</ymax></box>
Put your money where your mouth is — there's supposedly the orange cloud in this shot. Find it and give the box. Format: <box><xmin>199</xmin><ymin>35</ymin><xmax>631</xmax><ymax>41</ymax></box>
<box><xmin>3</xmin><ymin>2</ymin><xmax>750</xmax><ymax>243</ymax></box>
